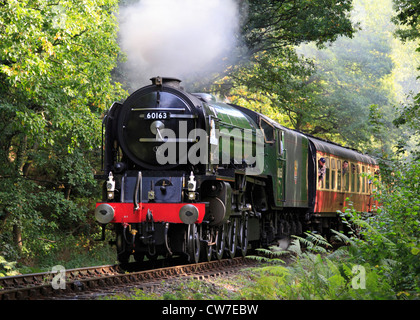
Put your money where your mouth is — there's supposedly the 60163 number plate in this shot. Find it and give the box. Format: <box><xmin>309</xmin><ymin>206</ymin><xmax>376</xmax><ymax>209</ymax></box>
<box><xmin>144</xmin><ymin>112</ymin><xmax>169</xmax><ymax>120</ymax></box>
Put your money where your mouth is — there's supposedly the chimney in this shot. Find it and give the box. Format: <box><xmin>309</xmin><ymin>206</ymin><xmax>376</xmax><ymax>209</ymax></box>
<box><xmin>150</xmin><ymin>76</ymin><xmax>182</xmax><ymax>89</ymax></box>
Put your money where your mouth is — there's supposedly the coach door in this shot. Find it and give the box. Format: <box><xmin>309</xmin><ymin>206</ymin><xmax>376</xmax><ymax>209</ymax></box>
<box><xmin>276</xmin><ymin>129</ymin><xmax>286</xmax><ymax>205</ymax></box>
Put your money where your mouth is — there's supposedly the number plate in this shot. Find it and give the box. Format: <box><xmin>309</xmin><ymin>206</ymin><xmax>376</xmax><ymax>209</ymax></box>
<box><xmin>144</xmin><ymin>112</ymin><xmax>169</xmax><ymax>120</ymax></box>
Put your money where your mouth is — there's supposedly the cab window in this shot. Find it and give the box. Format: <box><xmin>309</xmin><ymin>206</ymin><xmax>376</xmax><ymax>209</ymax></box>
<box><xmin>260</xmin><ymin>118</ymin><xmax>274</xmax><ymax>143</ymax></box>
<box><xmin>277</xmin><ymin>130</ymin><xmax>284</xmax><ymax>155</ymax></box>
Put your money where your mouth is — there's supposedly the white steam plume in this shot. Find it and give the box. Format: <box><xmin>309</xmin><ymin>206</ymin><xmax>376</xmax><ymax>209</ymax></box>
<box><xmin>118</xmin><ymin>0</ymin><xmax>240</xmax><ymax>89</ymax></box>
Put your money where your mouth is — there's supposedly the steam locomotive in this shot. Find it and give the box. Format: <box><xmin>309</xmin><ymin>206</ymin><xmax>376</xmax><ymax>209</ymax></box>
<box><xmin>94</xmin><ymin>77</ymin><xmax>379</xmax><ymax>263</ymax></box>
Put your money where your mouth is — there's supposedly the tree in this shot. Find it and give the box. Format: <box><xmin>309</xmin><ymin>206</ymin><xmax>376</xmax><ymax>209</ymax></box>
<box><xmin>220</xmin><ymin>47</ymin><xmax>325</xmax><ymax>132</ymax></box>
<box><xmin>301</xmin><ymin>32</ymin><xmax>397</xmax><ymax>152</ymax></box>
<box><xmin>392</xmin><ymin>0</ymin><xmax>420</xmax><ymax>42</ymax></box>
<box><xmin>284</xmin><ymin>0</ymin><xmax>407</xmax><ymax>156</ymax></box>
<box><xmin>213</xmin><ymin>0</ymin><xmax>356</xmax><ymax>136</ymax></box>
<box><xmin>0</xmin><ymin>0</ymin><xmax>125</xmax><ymax>255</ymax></box>
<box><xmin>239</xmin><ymin>0</ymin><xmax>356</xmax><ymax>54</ymax></box>
<box><xmin>392</xmin><ymin>0</ymin><xmax>420</xmax><ymax>159</ymax></box>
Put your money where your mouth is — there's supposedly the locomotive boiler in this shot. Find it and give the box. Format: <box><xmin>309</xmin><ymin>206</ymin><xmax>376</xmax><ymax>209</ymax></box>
<box><xmin>94</xmin><ymin>77</ymin><xmax>379</xmax><ymax>264</ymax></box>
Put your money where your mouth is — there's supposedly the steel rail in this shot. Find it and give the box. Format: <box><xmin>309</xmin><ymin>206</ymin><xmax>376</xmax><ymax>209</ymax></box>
<box><xmin>0</xmin><ymin>257</ymin><xmax>252</xmax><ymax>300</ymax></box>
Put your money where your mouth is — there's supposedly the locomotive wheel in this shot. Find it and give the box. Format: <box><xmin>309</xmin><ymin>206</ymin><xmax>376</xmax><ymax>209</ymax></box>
<box><xmin>187</xmin><ymin>224</ymin><xmax>200</xmax><ymax>263</ymax></box>
<box><xmin>237</xmin><ymin>215</ymin><xmax>249</xmax><ymax>257</ymax></box>
<box><xmin>225</xmin><ymin>219</ymin><xmax>237</xmax><ymax>258</ymax></box>
<box><xmin>214</xmin><ymin>224</ymin><xmax>225</xmax><ymax>260</ymax></box>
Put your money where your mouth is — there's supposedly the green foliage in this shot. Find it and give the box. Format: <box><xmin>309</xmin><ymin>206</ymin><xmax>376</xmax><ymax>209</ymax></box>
<box><xmin>390</xmin><ymin>0</ymin><xmax>420</xmax><ymax>159</ymax></box>
<box><xmin>0</xmin><ymin>255</ymin><xmax>19</xmax><ymax>277</ymax></box>
<box><xmin>245</xmin><ymin>234</ymin><xmax>397</xmax><ymax>300</ymax></box>
<box><xmin>243</xmin><ymin>158</ymin><xmax>419</xmax><ymax>300</ymax></box>
<box><xmin>345</xmin><ymin>160</ymin><xmax>420</xmax><ymax>296</ymax></box>
<box><xmin>0</xmin><ymin>0</ymin><xmax>125</xmax><ymax>266</ymax></box>
<box><xmin>210</xmin><ymin>0</ymin><xmax>356</xmax><ymax>135</ymax></box>
<box><xmin>31</xmin><ymin>232</ymin><xmax>116</xmax><ymax>270</ymax></box>
<box><xmin>296</xmin><ymin>0</ymin><xmax>400</xmax><ymax>153</ymax></box>
<box><xmin>106</xmin><ymin>288</ymin><xmax>161</xmax><ymax>301</ymax></box>
<box><xmin>392</xmin><ymin>0</ymin><xmax>420</xmax><ymax>43</ymax></box>
<box><xmin>392</xmin><ymin>95</ymin><xmax>420</xmax><ymax>160</ymax></box>
<box><xmin>0</xmin><ymin>0</ymin><xmax>124</xmax><ymax>107</ymax></box>
<box><xmin>220</xmin><ymin>47</ymin><xmax>321</xmax><ymax>131</ymax></box>
<box><xmin>240</xmin><ymin>0</ymin><xmax>356</xmax><ymax>54</ymax></box>
<box><xmin>219</xmin><ymin>0</ymin><xmax>408</xmax><ymax>153</ymax></box>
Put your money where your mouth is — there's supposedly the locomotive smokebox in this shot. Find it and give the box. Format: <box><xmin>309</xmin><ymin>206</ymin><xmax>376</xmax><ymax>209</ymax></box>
<box><xmin>117</xmin><ymin>75</ymin><xmax>198</xmax><ymax>170</ymax></box>
<box><xmin>150</xmin><ymin>76</ymin><xmax>182</xmax><ymax>88</ymax></box>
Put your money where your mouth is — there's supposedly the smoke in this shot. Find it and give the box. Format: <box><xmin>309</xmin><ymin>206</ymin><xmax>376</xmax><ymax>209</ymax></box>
<box><xmin>118</xmin><ymin>0</ymin><xmax>241</xmax><ymax>89</ymax></box>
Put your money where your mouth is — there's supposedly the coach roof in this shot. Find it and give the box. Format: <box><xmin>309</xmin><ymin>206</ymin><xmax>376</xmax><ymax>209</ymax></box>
<box><xmin>307</xmin><ymin>135</ymin><xmax>377</xmax><ymax>165</ymax></box>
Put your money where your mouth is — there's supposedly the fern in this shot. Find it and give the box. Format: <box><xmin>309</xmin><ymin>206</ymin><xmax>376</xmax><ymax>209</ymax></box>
<box><xmin>291</xmin><ymin>232</ymin><xmax>331</xmax><ymax>255</ymax></box>
<box><xmin>248</xmin><ymin>248</ymin><xmax>286</xmax><ymax>264</ymax></box>
<box><xmin>244</xmin><ymin>215</ymin><xmax>407</xmax><ymax>300</ymax></box>
<box><xmin>286</xmin><ymin>238</ymin><xmax>302</xmax><ymax>256</ymax></box>
<box><xmin>330</xmin><ymin>229</ymin><xmax>353</xmax><ymax>245</ymax></box>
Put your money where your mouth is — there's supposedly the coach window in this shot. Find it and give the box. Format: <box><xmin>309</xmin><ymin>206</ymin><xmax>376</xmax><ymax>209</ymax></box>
<box><xmin>344</xmin><ymin>161</ymin><xmax>350</xmax><ymax>192</ymax></box>
<box><xmin>337</xmin><ymin>160</ymin><xmax>342</xmax><ymax>191</ymax></box>
<box><xmin>362</xmin><ymin>166</ymin><xmax>366</xmax><ymax>193</ymax></box>
<box><xmin>351</xmin><ymin>163</ymin><xmax>356</xmax><ymax>193</ymax></box>
<box><xmin>331</xmin><ymin>159</ymin><xmax>336</xmax><ymax>190</ymax></box>
<box><xmin>355</xmin><ymin>165</ymin><xmax>360</xmax><ymax>193</ymax></box>
<box><xmin>260</xmin><ymin>118</ymin><xmax>275</xmax><ymax>143</ymax></box>
<box><xmin>325</xmin><ymin>157</ymin><xmax>330</xmax><ymax>189</ymax></box>
<box><xmin>318</xmin><ymin>156</ymin><xmax>324</xmax><ymax>189</ymax></box>
<box><xmin>365</xmin><ymin>166</ymin><xmax>369</xmax><ymax>193</ymax></box>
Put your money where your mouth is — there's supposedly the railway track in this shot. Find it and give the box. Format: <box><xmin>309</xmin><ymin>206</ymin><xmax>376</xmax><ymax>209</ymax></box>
<box><xmin>0</xmin><ymin>257</ymin><xmax>254</xmax><ymax>300</ymax></box>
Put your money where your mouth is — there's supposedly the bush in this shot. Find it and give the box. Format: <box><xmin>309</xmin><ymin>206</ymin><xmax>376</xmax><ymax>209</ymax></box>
<box><xmin>244</xmin><ymin>159</ymin><xmax>419</xmax><ymax>300</ymax></box>
<box><xmin>246</xmin><ymin>233</ymin><xmax>396</xmax><ymax>300</ymax></box>
<box><xmin>342</xmin><ymin>160</ymin><xmax>420</xmax><ymax>297</ymax></box>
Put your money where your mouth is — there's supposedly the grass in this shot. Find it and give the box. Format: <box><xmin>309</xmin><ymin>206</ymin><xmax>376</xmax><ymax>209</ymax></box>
<box><xmin>1</xmin><ymin>236</ymin><xmax>117</xmax><ymax>276</ymax></box>
<box><xmin>102</xmin><ymin>273</ymin><xmax>251</xmax><ymax>300</ymax></box>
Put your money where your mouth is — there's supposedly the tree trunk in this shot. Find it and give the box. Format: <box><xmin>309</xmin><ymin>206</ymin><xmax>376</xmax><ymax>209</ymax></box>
<box><xmin>64</xmin><ymin>185</ymin><xmax>71</xmax><ymax>200</ymax></box>
<box><xmin>13</xmin><ymin>224</ymin><xmax>23</xmax><ymax>253</ymax></box>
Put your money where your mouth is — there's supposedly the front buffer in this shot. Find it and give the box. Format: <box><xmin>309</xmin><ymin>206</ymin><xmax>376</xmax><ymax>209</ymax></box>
<box><xmin>95</xmin><ymin>201</ymin><xmax>206</xmax><ymax>263</ymax></box>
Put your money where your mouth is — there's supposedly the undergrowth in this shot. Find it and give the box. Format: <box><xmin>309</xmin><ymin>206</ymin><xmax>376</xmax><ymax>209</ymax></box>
<box><xmin>0</xmin><ymin>232</ymin><xmax>116</xmax><ymax>276</ymax></box>
<box><xmin>243</xmin><ymin>231</ymin><xmax>396</xmax><ymax>300</ymax></box>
